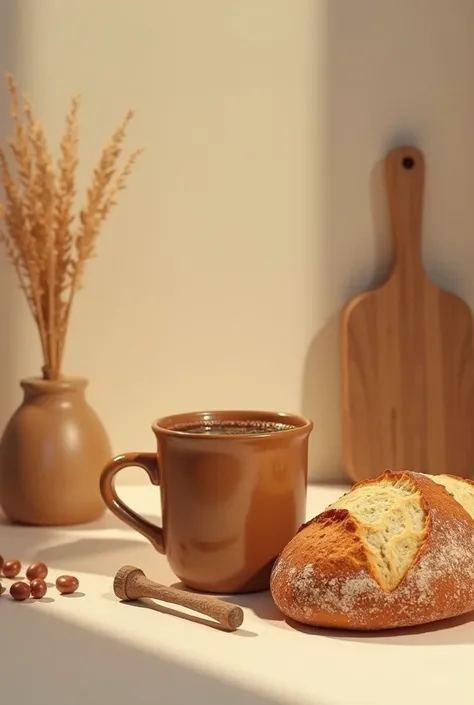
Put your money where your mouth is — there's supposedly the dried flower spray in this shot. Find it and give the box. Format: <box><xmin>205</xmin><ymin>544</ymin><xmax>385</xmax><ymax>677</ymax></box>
<box><xmin>0</xmin><ymin>74</ymin><xmax>143</xmax><ymax>380</ymax></box>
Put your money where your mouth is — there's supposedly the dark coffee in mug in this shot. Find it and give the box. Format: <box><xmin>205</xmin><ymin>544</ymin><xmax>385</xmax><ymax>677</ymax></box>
<box><xmin>171</xmin><ymin>419</ymin><xmax>297</xmax><ymax>435</ymax></box>
<box><xmin>100</xmin><ymin>409</ymin><xmax>313</xmax><ymax>594</ymax></box>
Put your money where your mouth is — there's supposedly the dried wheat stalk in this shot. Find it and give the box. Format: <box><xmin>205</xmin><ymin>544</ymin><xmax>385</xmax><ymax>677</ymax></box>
<box><xmin>0</xmin><ymin>74</ymin><xmax>143</xmax><ymax>380</ymax></box>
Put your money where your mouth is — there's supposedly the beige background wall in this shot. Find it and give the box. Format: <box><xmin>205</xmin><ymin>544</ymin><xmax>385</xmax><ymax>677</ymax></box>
<box><xmin>1</xmin><ymin>0</ymin><xmax>474</xmax><ymax>484</ymax></box>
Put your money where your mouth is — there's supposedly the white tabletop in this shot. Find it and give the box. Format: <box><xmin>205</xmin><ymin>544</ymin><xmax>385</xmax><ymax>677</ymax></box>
<box><xmin>1</xmin><ymin>482</ymin><xmax>472</xmax><ymax>705</ymax></box>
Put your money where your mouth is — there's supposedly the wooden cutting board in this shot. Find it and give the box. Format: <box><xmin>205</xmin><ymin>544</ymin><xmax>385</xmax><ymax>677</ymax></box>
<box><xmin>341</xmin><ymin>145</ymin><xmax>474</xmax><ymax>482</ymax></box>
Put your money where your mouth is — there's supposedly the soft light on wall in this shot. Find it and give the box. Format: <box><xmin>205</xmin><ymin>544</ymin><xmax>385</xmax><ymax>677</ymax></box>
<box><xmin>0</xmin><ymin>0</ymin><xmax>473</xmax><ymax>484</ymax></box>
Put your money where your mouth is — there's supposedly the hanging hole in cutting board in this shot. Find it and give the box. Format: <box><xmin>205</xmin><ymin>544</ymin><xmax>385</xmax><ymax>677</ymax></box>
<box><xmin>402</xmin><ymin>157</ymin><xmax>415</xmax><ymax>169</ymax></box>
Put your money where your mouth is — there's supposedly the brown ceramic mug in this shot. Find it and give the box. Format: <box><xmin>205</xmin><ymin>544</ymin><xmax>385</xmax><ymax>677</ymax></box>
<box><xmin>100</xmin><ymin>410</ymin><xmax>313</xmax><ymax>594</ymax></box>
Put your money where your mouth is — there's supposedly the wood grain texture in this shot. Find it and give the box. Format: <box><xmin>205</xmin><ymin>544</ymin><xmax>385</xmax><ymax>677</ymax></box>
<box><xmin>341</xmin><ymin>146</ymin><xmax>474</xmax><ymax>482</ymax></box>
<box><xmin>113</xmin><ymin>565</ymin><xmax>244</xmax><ymax>631</ymax></box>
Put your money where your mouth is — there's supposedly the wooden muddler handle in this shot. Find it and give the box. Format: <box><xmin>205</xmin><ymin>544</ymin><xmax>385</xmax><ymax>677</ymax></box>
<box><xmin>113</xmin><ymin>565</ymin><xmax>244</xmax><ymax>631</ymax></box>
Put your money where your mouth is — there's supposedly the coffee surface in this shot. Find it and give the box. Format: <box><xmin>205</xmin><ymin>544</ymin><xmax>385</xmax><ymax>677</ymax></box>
<box><xmin>171</xmin><ymin>420</ymin><xmax>296</xmax><ymax>435</ymax></box>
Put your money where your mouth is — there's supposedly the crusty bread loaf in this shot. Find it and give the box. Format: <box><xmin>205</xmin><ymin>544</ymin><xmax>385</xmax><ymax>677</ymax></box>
<box><xmin>270</xmin><ymin>470</ymin><xmax>474</xmax><ymax>630</ymax></box>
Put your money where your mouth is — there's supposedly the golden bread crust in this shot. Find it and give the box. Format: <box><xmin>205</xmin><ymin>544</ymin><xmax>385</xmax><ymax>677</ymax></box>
<box><xmin>270</xmin><ymin>471</ymin><xmax>474</xmax><ymax>630</ymax></box>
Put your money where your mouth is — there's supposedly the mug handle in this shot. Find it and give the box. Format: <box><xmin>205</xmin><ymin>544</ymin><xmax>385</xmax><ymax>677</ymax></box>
<box><xmin>99</xmin><ymin>452</ymin><xmax>164</xmax><ymax>554</ymax></box>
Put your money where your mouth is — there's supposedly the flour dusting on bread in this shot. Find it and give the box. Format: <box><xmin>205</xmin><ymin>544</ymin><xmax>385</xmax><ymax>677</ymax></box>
<box><xmin>278</xmin><ymin>514</ymin><xmax>474</xmax><ymax>627</ymax></box>
<box><xmin>270</xmin><ymin>471</ymin><xmax>474</xmax><ymax>630</ymax></box>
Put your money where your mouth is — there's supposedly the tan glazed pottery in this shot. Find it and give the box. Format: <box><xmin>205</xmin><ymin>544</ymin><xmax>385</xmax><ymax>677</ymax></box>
<box><xmin>100</xmin><ymin>409</ymin><xmax>313</xmax><ymax>594</ymax></box>
<box><xmin>0</xmin><ymin>377</ymin><xmax>112</xmax><ymax>526</ymax></box>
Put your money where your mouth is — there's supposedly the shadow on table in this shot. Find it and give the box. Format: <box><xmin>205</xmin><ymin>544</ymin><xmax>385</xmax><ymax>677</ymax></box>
<box><xmin>6</xmin><ymin>604</ymin><xmax>283</xmax><ymax>705</ymax></box>
<box><xmin>171</xmin><ymin>581</ymin><xmax>287</xmax><ymax>627</ymax></box>
<box><xmin>0</xmin><ymin>522</ymin><xmax>150</xmax><ymax>575</ymax></box>
<box><xmin>299</xmin><ymin>611</ymin><xmax>474</xmax><ymax>647</ymax></box>
<box><xmin>0</xmin><ymin>511</ymin><xmax>163</xmax><ymax>578</ymax></box>
<box><xmin>0</xmin><ymin>522</ymin><xmax>57</xmax><ymax>559</ymax></box>
<box><xmin>171</xmin><ymin>582</ymin><xmax>474</xmax><ymax>646</ymax></box>
<box><xmin>0</xmin><ymin>508</ymin><xmax>160</xmax><ymax>531</ymax></box>
<box><xmin>225</xmin><ymin>597</ymin><xmax>474</xmax><ymax>645</ymax></box>
<box><xmin>101</xmin><ymin>593</ymin><xmax>259</xmax><ymax>638</ymax></box>
<box><xmin>35</xmin><ymin>537</ymin><xmax>159</xmax><ymax>578</ymax></box>
<box><xmin>0</xmin><ymin>527</ymin><xmax>161</xmax><ymax>585</ymax></box>
<box><xmin>72</xmin><ymin>511</ymin><xmax>161</xmax><ymax>532</ymax></box>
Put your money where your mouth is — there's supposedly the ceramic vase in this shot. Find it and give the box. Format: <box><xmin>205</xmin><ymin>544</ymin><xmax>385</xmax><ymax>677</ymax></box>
<box><xmin>0</xmin><ymin>376</ymin><xmax>112</xmax><ymax>526</ymax></box>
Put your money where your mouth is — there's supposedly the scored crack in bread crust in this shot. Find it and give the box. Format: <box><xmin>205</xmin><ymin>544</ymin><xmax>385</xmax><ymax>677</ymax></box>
<box><xmin>426</xmin><ymin>473</ymin><xmax>474</xmax><ymax>519</ymax></box>
<box><xmin>270</xmin><ymin>470</ymin><xmax>474</xmax><ymax>630</ymax></box>
<box><xmin>327</xmin><ymin>474</ymin><xmax>427</xmax><ymax>591</ymax></box>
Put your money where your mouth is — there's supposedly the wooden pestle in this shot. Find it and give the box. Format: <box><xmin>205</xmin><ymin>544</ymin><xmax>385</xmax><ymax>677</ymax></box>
<box><xmin>113</xmin><ymin>565</ymin><xmax>244</xmax><ymax>631</ymax></box>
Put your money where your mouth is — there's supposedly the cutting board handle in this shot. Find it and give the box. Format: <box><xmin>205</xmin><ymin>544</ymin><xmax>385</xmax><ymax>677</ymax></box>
<box><xmin>385</xmin><ymin>145</ymin><xmax>425</xmax><ymax>274</ymax></box>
